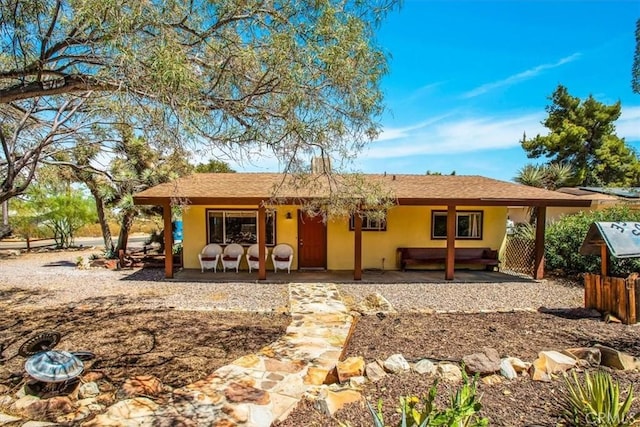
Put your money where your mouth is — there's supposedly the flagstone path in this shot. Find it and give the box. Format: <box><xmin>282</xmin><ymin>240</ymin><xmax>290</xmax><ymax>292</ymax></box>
<box><xmin>85</xmin><ymin>283</ymin><xmax>355</xmax><ymax>426</ymax></box>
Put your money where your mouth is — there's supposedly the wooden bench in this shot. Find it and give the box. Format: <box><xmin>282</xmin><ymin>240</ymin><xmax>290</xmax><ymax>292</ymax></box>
<box><xmin>397</xmin><ymin>247</ymin><xmax>500</xmax><ymax>271</ymax></box>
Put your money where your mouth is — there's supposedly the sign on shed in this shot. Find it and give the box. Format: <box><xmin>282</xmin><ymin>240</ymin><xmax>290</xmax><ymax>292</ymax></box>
<box><xmin>580</xmin><ymin>222</ymin><xmax>640</xmax><ymax>259</ymax></box>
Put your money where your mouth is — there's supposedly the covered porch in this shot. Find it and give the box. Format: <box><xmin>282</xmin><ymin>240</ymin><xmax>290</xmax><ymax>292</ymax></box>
<box><xmin>133</xmin><ymin>173</ymin><xmax>592</xmax><ymax>282</ymax></box>
<box><xmin>168</xmin><ymin>267</ymin><xmax>535</xmax><ymax>284</ymax></box>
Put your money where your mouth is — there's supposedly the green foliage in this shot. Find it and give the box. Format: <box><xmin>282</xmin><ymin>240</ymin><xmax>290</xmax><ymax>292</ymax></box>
<box><xmin>1</xmin><ymin>0</ymin><xmax>399</xmax><ymax>205</ymax></box>
<box><xmin>633</xmin><ymin>19</ymin><xmax>640</xmax><ymax>94</ymax></box>
<box><xmin>521</xmin><ymin>85</ymin><xmax>640</xmax><ymax>187</ymax></box>
<box><xmin>545</xmin><ymin>205</ymin><xmax>640</xmax><ymax>276</ymax></box>
<box><xmin>194</xmin><ymin>160</ymin><xmax>236</xmax><ymax>173</ymax></box>
<box><xmin>363</xmin><ymin>371</ymin><xmax>488</xmax><ymax>427</ymax></box>
<box><xmin>561</xmin><ymin>370</ymin><xmax>638</xmax><ymax>426</ymax></box>
<box><xmin>24</xmin><ymin>183</ymin><xmax>97</xmax><ymax>248</ymax></box>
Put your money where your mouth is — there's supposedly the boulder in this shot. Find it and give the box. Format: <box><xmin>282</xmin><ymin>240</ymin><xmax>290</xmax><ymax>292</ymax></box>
<box><xmin>121</xmin><ymin>375</ymin><xmax>164</xmax><ymax>397</ymax></box>
<box><xmin>383</xmin><ymin>354</ymin><xmax>410</xmax><ymax>374</ymax></box>
<box><xmin>563</xmin><ymin>348</ymin><xmax>601</xmax><ymax>366</ymax></box>
<box><xmin>499</xmin><ymin>358</ymin><xmax>517</xmax><ymax>380</ymax></box>
<box><xmin>462</xmin><ymin>347</ymin><xmax>501</xmax><ymax>375</ymax></box>
<box><xmin>413</xmin><ymin>359</ymin><xmax>436</xmax><ymax>375</ymax></box>
<box><xmin>595</xmin><ymin>345</ymin><xmax>638</xmax><ymax>371</ymax></box>
<box><xmin>315</xmin><ymin>389</ymin><xmax>362</xmax><ymax>416</ymax></box>
<box><xmin>436</xmin><ymin>363</ymin><xmax>462</xmax><ymax>383</ymax></box>
<box><xmin>530</xmin><ymin>351</ymin><xmax>577</xmax><ymax>382</ymax></box>
<box><xmin>79</xmin><ymin>382</ymin><xmax>100</xmax><ymax>399</ymax></box>
<box><xmin>505</xmin><ymin>357</ymin><xmax>530</xmax><ymax>373</ymax></box>
<box><xmin>481</xmin><ymin>374</ymin><xmax>503</xmax><ymax>385</ymax></box>
<box><xmin>336</xmin><ymin>356</ymin><xmax>365</xmax><ymax>383</ymax></box>
<box><xmin>365</xmin><ymin>361</ymin><xmax>387</xmax><ymax>383</ymax></box>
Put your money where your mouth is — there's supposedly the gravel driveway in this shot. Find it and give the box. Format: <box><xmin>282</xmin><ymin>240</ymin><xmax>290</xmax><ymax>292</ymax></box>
<box><xmin>0</xmin><ymin>249</ymin><xmax>584</xmax><ymax>313</ymax></box>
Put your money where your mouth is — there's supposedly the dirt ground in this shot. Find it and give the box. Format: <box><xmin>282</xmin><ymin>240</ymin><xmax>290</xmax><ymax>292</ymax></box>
<box><xmin>0</xmin><ymin>288</ymin><xmax>290</xmax><ymax>392</ymax></box>
<box><xmin>277</xmin><ymin>310</ymin><xmax>640</xmax><ymax>427</ymax></box>
<box><xmin>1</xmin><ymin>281</ymin><xmax>640</xmax><ymax>426</ymax></box>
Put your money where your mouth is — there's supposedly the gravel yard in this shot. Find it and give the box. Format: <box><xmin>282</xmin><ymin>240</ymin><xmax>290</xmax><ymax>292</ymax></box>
<box><xmin>0</xmin><ymin>249</ymin><xmax>583</xmax><ymax>314</ymax></box>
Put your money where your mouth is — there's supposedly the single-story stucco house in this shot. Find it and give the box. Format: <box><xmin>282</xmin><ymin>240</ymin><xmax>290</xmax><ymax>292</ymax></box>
<box><xmin>133</xmin><ymin>173</ymin><xmax>591</xmax><ymax>280</ymax></box>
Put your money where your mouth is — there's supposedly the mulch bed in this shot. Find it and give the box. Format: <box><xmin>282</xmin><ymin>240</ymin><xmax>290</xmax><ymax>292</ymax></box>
<box><xmin>276</xmin><ymin>310</ymin><xmax>640</xmax><ymax>427</ymax></box>
<box><xmin>1</xmin><ymin>288</ymin><xmax>639</xmax><ymax>426</ymax></box>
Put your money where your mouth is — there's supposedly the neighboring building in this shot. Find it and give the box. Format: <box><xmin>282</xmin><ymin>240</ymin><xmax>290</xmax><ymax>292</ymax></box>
<box><xmin>508</xmin><ymin>187</ymin><xmax>640</xmax><ymax>224</ymax></box>
<box><xmin>133</xmin><ymin>173</ymin><xmax>590</xmax><ymax>280</ymax></box>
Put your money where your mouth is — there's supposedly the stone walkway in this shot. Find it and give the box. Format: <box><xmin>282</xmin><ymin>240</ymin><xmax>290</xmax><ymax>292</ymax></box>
<box><xmin>85</xmin><ymin>283</ymin><xmax>355</xmax><ymax>426</ymax></box>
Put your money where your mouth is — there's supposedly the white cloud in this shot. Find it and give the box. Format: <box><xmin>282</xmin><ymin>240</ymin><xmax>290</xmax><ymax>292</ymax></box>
<box><xmin>618</xmin><ymin>106</ymin><xmax>640</xmax><ymax>141</ymax></box>
<box><xmin>461</xmin><ymin>53</ymin><xmax>582</xmax><ymax>99</ymax></box>
<box><xmin>364</xmin><ymin>112</ymin><xmax>545</xmax><ymax>159</ymax></box>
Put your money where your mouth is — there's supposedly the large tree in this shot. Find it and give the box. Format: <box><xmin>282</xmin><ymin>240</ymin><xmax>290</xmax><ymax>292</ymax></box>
<box><xmin>521</xmin><ymin>85</ymin><xmax>640</xmax><ymax>186</ymax></box>
<box><xmin>0</xmin><ymin>0</ymin><xmax>397</xmax><ymax>204</ymax></box>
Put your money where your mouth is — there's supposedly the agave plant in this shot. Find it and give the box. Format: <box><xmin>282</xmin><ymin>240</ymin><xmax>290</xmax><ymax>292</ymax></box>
<box><xmin>561</xmin><ymin>370</ymin><xmax>639</xmax><ymax>427</ymax></box>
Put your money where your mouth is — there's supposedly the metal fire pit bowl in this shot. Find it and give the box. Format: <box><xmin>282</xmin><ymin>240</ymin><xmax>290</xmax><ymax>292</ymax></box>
<box><xmin>19</xmin><ymin>331</ymin><xmax>87</xmax><ymax>383</ymax></box>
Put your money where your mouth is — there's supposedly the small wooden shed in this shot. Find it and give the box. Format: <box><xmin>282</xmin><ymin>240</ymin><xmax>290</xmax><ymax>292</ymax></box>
<box><xmin>580</xmin><ymin>222</ymin><xmax>640</xmax><ymax>324</ymax></box>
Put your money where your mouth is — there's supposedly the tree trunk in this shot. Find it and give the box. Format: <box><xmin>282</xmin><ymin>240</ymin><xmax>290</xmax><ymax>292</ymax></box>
<box><xmin>115</xmin><ymin>210</ymin><xmax>136</xmax><ymax>254</ymax></box>
<box><xmin>91</xmin><ymin>191</ymin><xmax>114</xmax><ymax>255</ymax></box>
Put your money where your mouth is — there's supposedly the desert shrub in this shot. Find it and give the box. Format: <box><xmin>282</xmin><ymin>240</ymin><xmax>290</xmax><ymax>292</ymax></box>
<box><xmin>545</xmin><ymin>205</ymin><xmax>640</xmax><ymax>277</ymax></box>
<box><xmin>361</xmin><ymin>370</ymin><xmax>488</xmax><ymax>427</ymax></box>
<box><xmin>561</xmin><ymin>370</ymin><xmax>638</xmax><ymax>427</ymax></box>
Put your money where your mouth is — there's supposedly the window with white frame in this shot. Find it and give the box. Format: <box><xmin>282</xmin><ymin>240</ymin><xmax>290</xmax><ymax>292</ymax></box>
<box><xmin>431</xmin><ymin>211</ymin><xmax>483</xmax><ymax>240</ymax></box>
<box><xmin>206</xmin><ymin>210</ymin><xmax>275</xmax><ymax>245</ymax></box>
<box><xmin>349</xmin><ymin>212</ymin><xmax>387</xmax><ymax>231</ymax></box>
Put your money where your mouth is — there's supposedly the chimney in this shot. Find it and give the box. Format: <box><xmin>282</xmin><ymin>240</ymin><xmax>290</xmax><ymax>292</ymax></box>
<box><xmin>311</xmin><ymin>156</ymin><xmax>332</xmax><ymax>174</ymax></box>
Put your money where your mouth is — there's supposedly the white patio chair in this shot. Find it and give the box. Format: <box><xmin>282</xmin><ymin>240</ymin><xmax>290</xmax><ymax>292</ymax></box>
<box><xmin>198</xmin><ymin>244</ymin><xmax>223</xmax><ymax>273</ymax></box>
<box><xmin>245</xmin><ymin>244</ymin><xmax>268</xmax><ymax>273</ymax></box>
<box><xmin>221</xmin><ymin>243</ymin><xmax>244</xmax><ymax>273</ymax></box>
<box><xmin>271</xmin><ymin>243</ymin><xmax>293</xmax><ymax>273</ymax></box>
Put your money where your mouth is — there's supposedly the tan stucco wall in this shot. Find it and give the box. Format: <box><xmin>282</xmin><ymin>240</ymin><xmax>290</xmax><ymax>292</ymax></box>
<box><xmin>182</xmin><ymin>204</ymin><xmax>508</xmax><ymax>271</ymax></box>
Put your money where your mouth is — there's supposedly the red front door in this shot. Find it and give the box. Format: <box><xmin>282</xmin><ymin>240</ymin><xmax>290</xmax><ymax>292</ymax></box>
<box><xmin>298</xmin><ymin>211</ymin><xmax>327</xmax><ymax>269</ymax></box>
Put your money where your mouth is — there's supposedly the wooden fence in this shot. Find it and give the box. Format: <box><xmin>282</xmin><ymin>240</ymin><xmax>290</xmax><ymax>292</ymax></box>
<box><xmin>583</xmin><ymin>273</ymin><xmax>639</xmax><ymax>324</ymax></box>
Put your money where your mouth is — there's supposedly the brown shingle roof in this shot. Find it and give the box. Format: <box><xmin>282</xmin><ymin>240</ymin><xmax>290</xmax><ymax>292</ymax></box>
<box><xmin>133</xmin><ymin>173</ymin><xmax>591</xmax><ymax>207</ymax></box>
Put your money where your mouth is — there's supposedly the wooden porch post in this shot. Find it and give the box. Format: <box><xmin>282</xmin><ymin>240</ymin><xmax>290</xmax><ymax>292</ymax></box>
<box><xmin>163</xmin><ymin>202</ymin><xmax>174</xmax><ymax>279</ymax></box>
<box><xmin>533</xmin><ymin>206</ymin><xmax>546</xmax><ymax>280</ymax></box>
<box><xmin>600</xmin><ymin>244</ymin><xmax>609</xmax><ymax>277</ymax></box>
<box><xmin>445</xmin><ymin>205</ymin><xmax>456</xmax><ymax>280</ymax></box>
<box><xmin>258</xmin><ymin>204</ymin><xmax>267</xmax><ymax>280</ymax></box>
<box><xmin>354</xmin><ymin>212</ymin><xmax>362</xmax><ymax>280</ymax></box>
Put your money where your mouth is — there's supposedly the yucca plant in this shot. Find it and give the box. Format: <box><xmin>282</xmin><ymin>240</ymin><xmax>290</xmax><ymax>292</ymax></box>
<box><xmin>362</xmin><ymin>369</ymin><xmax>488</xmax><ymax>427</ymax></box>
<box><xmin>561</xmin><ymin>370</ymin><xmax>639</xmax><ymax>426</ymax></box>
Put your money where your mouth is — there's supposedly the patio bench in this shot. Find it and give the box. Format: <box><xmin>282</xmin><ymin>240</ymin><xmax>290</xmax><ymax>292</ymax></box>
<box><xmin>397</xmin><ymin>247</ymin><xmax>500</xmax><ymax>271</ymax></box>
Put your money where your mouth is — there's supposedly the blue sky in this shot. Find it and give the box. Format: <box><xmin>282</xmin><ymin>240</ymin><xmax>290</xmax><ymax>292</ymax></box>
<box><xmin>232</xmin><ymin>0</ymin><xmax>640</xmax><ymax>183</ymax></box>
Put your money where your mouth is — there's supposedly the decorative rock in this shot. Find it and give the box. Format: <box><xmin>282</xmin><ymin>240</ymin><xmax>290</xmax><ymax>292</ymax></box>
<box><xmin>481</xmin><ymin>374</ymin><xmax>503</xmax><ymax>385</ymax></box>
<box><xmin>462</xmin><ymin>347</ymin><xmax>501</xmax><ymax>375</ymax></box>
<box><xmin>79</xmin><ymin>382</ymin><xmax>101</xmax><ymax>399</ymax></box>
<box><xmin>436</xmin><ymin>363</ymin><xmax>463</xmax><ymax>383</ymax></box>
<box><xmin>83</xmin><ymin>397</ymin><xmax>159</xmax><ymax>426</ymax></box>
<box><xmin>315</xmin><ymin>389</ymin><xmax>362</xmax><ymax>416</ymax></box>
<box><xmin>506</xmin><ymin>357</ymin><xmax>531</xmax><ymax>373</ymax></box>
<box><xmin>82</xmin><ymin>371</ymin><xmax>104</xmax><ymax>383</ymax></box>
<box><xmin>17</xmin><ymin>396</ymin><xmax>73</xmax><ymax>421</ymax></box>
<box><xmin>499</xmin><ymin>358</ymin><xmax>517</xmax><ymax>380</ymax></box>
<box><xmin>383</xmin><ymin>354</ymin><xmax>410</xmax><ymax>374</ymax></box>
<box><xmin>413</xmin><ymin>359</ymin><xmax>436</xmax><ymax>375</ymax></box>
<box><xmin>365</xmin><ymin>361</ymin><xmax>387</xmax><ymax>383</ymax></box>
<box><xmin>304</xmin><ymin>367</ymin><xmax>331</xmax><ymax>385</ymax></box>
<box><xmin>0</xmin><ymin>395</ymin><xmax>14</xmax><ymax>408</ymax></box>
<box><xmin>530</xmin><ymin>357</ymin><xmax>551</xmax><ymax>382</ymax></box>
<box><xmin>0</xmin><ymin>412</ymin><xmax>22</xmax><ymax>425</ymax></box>
<box><xmin>595</xmin><ymin>345</ymin><xmax>638</xmax><ymax>371</ymax></box>
<box><xmin>122</xmin><ymin>375</ymin><xmax>164</xmax><ymax>397</ymax></box>
<box><xmin>564</xmin><ymin>348</ymin><xmax>601</xmax><ymax>366</ymax></box>
<box><xmin>337</xmin><ymin>356</ymin><xmax>365</xmax><ymax>383</ymax></box>
<box><xmin>349</xmin><ymin>376</ymin><xmax>368</xmax><ymax>388</ymax></box>
<box><xmin>539</xmin><ymin>351</ymin><xmax>577</xmax><ymax>373</ymax></box>
<box><xmin>21</xmin><ymin>422</ymin><xmax>58</xmax><ymax>427</ymax></box>
<box><xmin>358</xmin><ymin>293</ymin><xmax>396</xmax><ymax>313</ymax></box>
<box><xmin>10</xmin><ymin>395</ymin><xmax>40</xmax><ymax>413</ymax></box>
<box><xmin>224</xmin><ymin>382</ymin><xmax>270</xmax><ymax>405</ymax></box>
